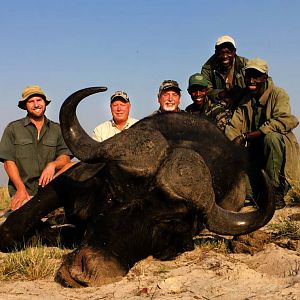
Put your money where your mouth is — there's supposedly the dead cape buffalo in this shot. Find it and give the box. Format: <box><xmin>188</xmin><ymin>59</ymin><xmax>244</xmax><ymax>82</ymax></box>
<box><xmin>0</xmin><ymin>87</ymin><xmax>275</xmax><ymax>287</ymax></box>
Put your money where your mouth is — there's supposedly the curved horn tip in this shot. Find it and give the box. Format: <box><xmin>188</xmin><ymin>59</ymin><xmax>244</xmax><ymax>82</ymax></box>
<box><xmin>94</xmin><ymin>86</ymin><xmax>108</xmax><ymax>92</ymax></box>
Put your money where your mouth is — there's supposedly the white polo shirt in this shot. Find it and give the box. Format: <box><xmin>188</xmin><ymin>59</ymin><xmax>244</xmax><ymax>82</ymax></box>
<box><xmin>92</xmin><ymin>117</ymin><xmax>139</xmax><ymax>142</ymax></box>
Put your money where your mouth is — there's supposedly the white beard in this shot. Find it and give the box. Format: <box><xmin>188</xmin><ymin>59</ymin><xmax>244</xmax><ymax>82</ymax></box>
<box><xmin>162</xmin><ymin>103</ymin><xmax>177</xmax><ymax>112</ymax></box>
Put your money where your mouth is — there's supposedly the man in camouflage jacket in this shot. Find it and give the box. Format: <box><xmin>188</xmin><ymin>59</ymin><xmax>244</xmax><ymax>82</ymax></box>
<box><xmin>185</xmin><ymin>73</ymin><xmax>230</xmax><ymax>131</ymax></box>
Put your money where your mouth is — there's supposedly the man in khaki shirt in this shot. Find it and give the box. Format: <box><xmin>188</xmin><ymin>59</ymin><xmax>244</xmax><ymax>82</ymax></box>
<box><xmin>225</xmin><ymin>58</ymin><xmax>300</xmax><ymax>209</ymax></box>
<box><xmin>92</xmin><ymin>91</ymin><xmax>138</xmax><ymax>142</ymax></box>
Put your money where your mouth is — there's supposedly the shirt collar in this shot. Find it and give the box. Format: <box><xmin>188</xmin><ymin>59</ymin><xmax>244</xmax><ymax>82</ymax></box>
<box><xmin>24</xmin><ymin>115</ymin><xmax>49</xmax><ymax>126</ymax></box>
<box><xmin>110</xmin><ymin>118</ymin><xmax>131</xmax><ymax>129</ymax></box>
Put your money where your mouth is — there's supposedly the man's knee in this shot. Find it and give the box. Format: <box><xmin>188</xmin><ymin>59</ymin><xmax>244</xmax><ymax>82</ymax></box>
<box><xmin>264</xmin><ymin>132</ymin><xmax>285</xmax><ymax>151</ymax></box>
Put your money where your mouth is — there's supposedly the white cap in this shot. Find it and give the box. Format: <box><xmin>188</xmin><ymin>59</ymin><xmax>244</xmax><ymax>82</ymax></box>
<box><xmin>215</xmin><ymin>35</ymin><xmax>236</xmax><ymax>48</ymax></box>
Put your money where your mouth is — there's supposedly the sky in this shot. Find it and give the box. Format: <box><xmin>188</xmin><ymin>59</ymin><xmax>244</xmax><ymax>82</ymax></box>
<box><xmin>0</xmin><ymin>0</ymin><xmax>299</xmax><ymax>185</ymax></box>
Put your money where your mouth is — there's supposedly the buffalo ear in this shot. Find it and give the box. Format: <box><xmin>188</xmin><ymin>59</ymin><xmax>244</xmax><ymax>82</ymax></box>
<box><xmin>65</xmin><ymin>162</ymin><xmax>106</xmax><ymax>182</ymax></box>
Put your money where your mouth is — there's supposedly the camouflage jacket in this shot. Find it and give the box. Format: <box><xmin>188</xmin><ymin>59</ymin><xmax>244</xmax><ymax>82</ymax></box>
<box><xmin>185</xmin><ymin>98</ymin><xmax>231</xmax><ymax>131</ymax></box>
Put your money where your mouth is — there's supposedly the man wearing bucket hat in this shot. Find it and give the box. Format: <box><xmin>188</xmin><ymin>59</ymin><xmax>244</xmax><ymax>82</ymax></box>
<box><xmin>201</xmin><ymin>35</ymin><xmax>248</xmax><ymax>113</ymax></box>
<box><xmin>185</xmin><ymin>73</ymin><xmax>230</xmax><ymax>131</ymax></box>
<box><xmin>0</xmin><ymin>85</ymin><xmax>73</xmax><ymax>211</ymax></box>
<box><xmin>225</xmin><ymin>58</ymin><xmax>300</xmax><ymax>209</ymax></box>
<box><xmin>92</xmin><ymin>90</ymin><xmax>138</xmax><ymax>142</ymax></box>
<box><xmin>153</xmin><ymin>80</ymin><xmax>184</xmax><ymax>114</ymax></box>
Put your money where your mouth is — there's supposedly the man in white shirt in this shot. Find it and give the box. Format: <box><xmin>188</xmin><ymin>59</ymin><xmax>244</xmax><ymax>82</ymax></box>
<box><xmin>93</xmin><ymin>91</ymin><xmax>139</xmax><ymax>142</ymax></box>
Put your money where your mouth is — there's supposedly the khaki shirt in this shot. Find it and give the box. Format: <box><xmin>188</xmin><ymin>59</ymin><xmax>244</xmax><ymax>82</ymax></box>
<box><xmin>225</xmin><ymin>78</ymin><xmax>300</xmax><ymax>188</ymax></box>
<box><xmin>0</xmin><ymin>116</ymin><xmax>73</xmax><ymax>197</ymax></box>
<box><xmin>92</xmin><ymin>117</ymin><xmax>139</xmax><ymax>142</ymax></box>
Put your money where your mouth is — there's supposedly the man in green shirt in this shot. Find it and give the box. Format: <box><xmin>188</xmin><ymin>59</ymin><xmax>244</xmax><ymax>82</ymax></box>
<box><xmin>185</xmin><ymin>73</ymin><xmax>231</xmax><ymax>131</ymax></box>
<box><xmin>0</xmin><ymin>85</ymin><xmax>73</xmax><ymax>211</ymax></box>
<box><xmin>225</xmin><ymin>58</ymin><xmax>300</xmax><ymax>209</ymax></box>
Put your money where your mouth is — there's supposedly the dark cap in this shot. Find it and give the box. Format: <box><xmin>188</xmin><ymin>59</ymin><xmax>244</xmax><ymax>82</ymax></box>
<box><xmin>110</xmin><ymin>91</ymin><xmax>130</xmax><ymax>103</ymax></box>
<box><xmin>158</xmin><ymin>80</ymin><xmax>181</xmax><ymax>95</ymax></box>
<box><xmin>188</xmin><ymin>73</ymin><xmax>208</xmax><ymax>89</ymax></box>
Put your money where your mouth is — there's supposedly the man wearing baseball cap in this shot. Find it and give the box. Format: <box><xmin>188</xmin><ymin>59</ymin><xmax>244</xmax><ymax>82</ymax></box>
<box><xmin>153</xmin><ymin>80</ymin><xmax>183</xmax><ymax>113</ymax></box>
<box><xmin>185</xmin><ymin>73</ymin><xmax>230</xmax><ymax>131</ymax></box>
<box><xmin>225</xmin><ymin>58</ymin><xmax>300</xmax><ymax>209</ymax></box>
<box><xmin>201</xmin><ymin>35</ymin><xmax>248</xmax><ymax>112</ymax></box>
<box><xmin>0</xmin><ymin>85</ymin><xmax>73</xmax><ymax>211</ymax></box>
<box><xmin>92</xmin><ymin>90</ymin><xmax>138</xmax><ymax>142</ymax></box>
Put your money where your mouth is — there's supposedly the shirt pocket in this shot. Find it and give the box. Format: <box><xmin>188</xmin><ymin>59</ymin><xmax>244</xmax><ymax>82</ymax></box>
<box><xmin>42</xmin><ymin>139</ymin><xmax>57</xmax><ymax>160</ymax></box>
<box><xmin>14</xmin><ymin>138</ymin><xmax>34</xmax><ymax>159</ymax></box>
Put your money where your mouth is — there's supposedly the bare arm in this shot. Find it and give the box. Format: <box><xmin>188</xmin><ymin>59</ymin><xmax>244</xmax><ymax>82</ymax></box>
<box><xmin>39</xmin><ymin>154</ymin><xmax>71</xmax><ymax>187</ymax></box>
<box><xmin>4</xmin><ymin>160</ymin><xmax>31</xmax><ymax>210</ymax></box>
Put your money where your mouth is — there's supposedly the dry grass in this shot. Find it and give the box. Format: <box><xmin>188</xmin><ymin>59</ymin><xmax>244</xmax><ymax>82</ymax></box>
<box><xmin>268</xmin><ymin>217</ymin><xmax>300</xmax><ymax>240</ymax></box>
<box><xmin>0</xmin><ymin>186</ymin><xmax>72</xmax><ymax>282</ymax></box>
<box><xmin>0</xmin><ymin>239</ymin><xmax>70</xmax><ymax>281</ymax></box>
<box><xmin>285</xmin><ymin>185</ymin><xmax>300</xmax><ymax>206</ymax></box>
<box><xmin>194</xmin><ymin>235</ymin><xmax>229</xmax><ymax>253</ymax></box>
<box><xmin>0</xmin><ymin>186</ymin><xmax>10</xmax><ymax>210</ymax></box>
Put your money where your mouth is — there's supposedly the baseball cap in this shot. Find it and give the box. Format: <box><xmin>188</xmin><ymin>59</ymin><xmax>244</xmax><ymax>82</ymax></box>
<box><xmin>158</xmin><ymin>80</ymin><xmax>181</xmax><ymax>95</ymax></box>
<box><xmin>215</xmin><ymin>35</ymin><xmax>236</xmax><ymax>48</ymax></box>
<box><xmin>110</xmin><ymin>91</ymin><xmax>130</xmax><ymax>103</ymax></box>
<box><xmin>188</xmin><ymin>73</ymin><xmax>208</xmax><ymax>89</ymax></box>
<box><xmin>18</xmin><ymin>85</ymin><xmax>50</xmax><ymax>110</ymax></box>
<box><xmin>245</xmin><ymin>58</ymin><xmax>268</xmax><ymax>74</ymax></box>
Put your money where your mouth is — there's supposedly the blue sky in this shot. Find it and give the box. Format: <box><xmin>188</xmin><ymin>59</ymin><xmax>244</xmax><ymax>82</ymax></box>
<box><xmin>0</xmin><ymin>0</ymin><xmax>299</xmax><ymax>185</ymax></box>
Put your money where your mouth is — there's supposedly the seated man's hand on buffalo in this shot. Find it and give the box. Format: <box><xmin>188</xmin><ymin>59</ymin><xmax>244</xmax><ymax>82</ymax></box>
<box><xmin>10</xmin><ymin>188</ymin><xmax>32</xmax><ymax>211</ymax></box>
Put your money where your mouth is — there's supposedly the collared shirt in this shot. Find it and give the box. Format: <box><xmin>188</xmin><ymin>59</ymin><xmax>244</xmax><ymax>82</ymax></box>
<box><xmin>0</xmin><ymin>116</ymin><xmax>73</xmax><ymax>197</ymax></box>
<box><xmin>225</xmin><ymin>78</ymin><xmax>300</xmax><ymax>189</ymax></box>
<box><xmin>185</xmin><ymin>98</ymin><xmax>231</xmax><ymax>131</ymax></box>
<box><xmin>201</xmin><ymin>54</ymin><xmax>248</xmax><ymax>105</ymax></box>
<box><xmin>92</xmin><ymin>117</ymin><xmax>139</xmax><ymax>142</ymax></box>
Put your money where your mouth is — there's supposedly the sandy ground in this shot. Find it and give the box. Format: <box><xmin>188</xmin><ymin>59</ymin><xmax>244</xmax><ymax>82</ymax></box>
<box><xmin>0</xmin><ymin>206</ymin><xmax>299</xmax><ymax>300</ymax></box>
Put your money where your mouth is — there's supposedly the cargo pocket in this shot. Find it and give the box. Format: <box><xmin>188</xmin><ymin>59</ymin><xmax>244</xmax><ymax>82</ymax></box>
<box><xmin>15</xmin><ymin>138</ymin><xmax>34</xmax><ymax>159</ymax></box>
<box><xmin>42</xmin><ymin>139</ymin><xmax>57</xmax><ymax>160</ymax></box>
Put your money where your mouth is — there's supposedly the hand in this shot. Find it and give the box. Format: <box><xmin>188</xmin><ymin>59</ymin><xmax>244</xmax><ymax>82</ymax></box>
<box><xmin>39</xmin><ymin>162</ymin><xmax>56</xmax><ymax>187</ymax></box>
<box><xmin>232</xmin><ymin>134</ymin><xmax>247</xmax><ymax>146</ymax></box>
<box><xmin>10</xmin><ymin>188</ymin><xmax>32</xmax><ymax>211</ymax></box>
<box><xmin>246</xmin><ymin>130</ymin><xmax>262</xmax><ymax>141</ymax></box>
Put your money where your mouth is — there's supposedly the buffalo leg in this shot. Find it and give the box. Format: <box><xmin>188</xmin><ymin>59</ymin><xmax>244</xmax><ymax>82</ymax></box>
<box><xmin>0</xmin><ymin>182</ymin><xmax>61</xmax><ymax>250</ymax></box>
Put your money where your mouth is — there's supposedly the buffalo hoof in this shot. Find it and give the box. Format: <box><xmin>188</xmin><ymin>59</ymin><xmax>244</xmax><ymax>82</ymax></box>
<box><xmin>55</xmin><ymin>246</ymin><xmax>128</xmax><ymax>287</ymax></box>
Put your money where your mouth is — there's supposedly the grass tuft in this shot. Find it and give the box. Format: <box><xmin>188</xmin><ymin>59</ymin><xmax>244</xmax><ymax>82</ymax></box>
<box><xmin>194</xmin><ymin>235</ymin><xmax>229</xmax><ymax>253</ymax></box>
<box><xmin>268</xmin><ymin>217</ymin><xmax>300</xmax><ymax>240</ymax></box>
<box><xmin>0</xmin><ymin>186</ymin><xmax>10</xmax><ymax>210</ymax></box>
<box><xmin>285</xmin><ymin>185</ymin><xmax>300</xmax><ymax>206</ymax></box>
<box><xmin>0</xmin><ymin>239</ymin><xmax>70</xmax><ymax>281</ymax></box>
